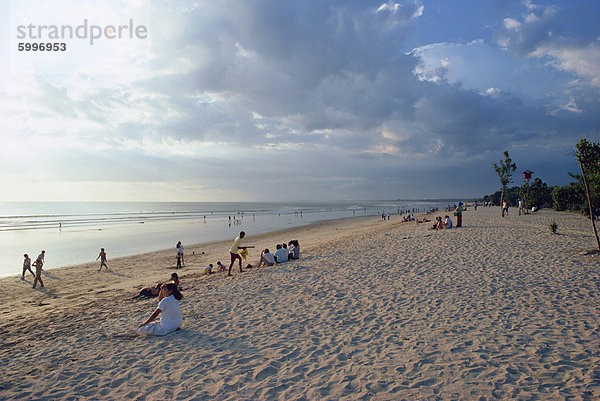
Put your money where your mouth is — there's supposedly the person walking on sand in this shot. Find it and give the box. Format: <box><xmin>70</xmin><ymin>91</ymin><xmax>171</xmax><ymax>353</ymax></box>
<box><xmin>21</xmin><ymin>254</ymin><xmax>34</xmax><ymax>280</ymax></box>
<box><xmin>228</xmin><ymin>231</ymin><xmax>247</xmax><ymax>276</ymax></box>
<box><xmin>518</xmin><ymin>198</ymin><xmax>525</xmax><ymax>216</ymax></box>
<box><xmin>32</xmin><ymin>250</ymin><xmax>45</xmax><ymax>289</ymax></box>
<box><xmin>177</xmin><ymin>241</ymin><xmax>184</xmax><ymax>266</ymax></box>
<box><xmin>502</xmin><ymin>200</ymin><xmax>509</xmax><ymax>216</ymax></box>
<box><xmin>96</xmin><ymin>248</ymin><xmax>108</xmax><ymax>271</ymax></box>
<box><xmin>176</xmin><ymin>242</ymin><xmax>182</xmax><ymax>269</ymax></box>
<box><xmin>35</xmin><ymin>250</ymin><xmax>45</xmax><ymax>267</ymax></box>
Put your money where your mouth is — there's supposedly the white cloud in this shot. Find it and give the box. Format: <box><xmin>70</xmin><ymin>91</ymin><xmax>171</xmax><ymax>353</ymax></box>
<box><xmin>1</xmin><ymin>0</ymin><xmax>597</xmax><ymax>201</ymax></box>
<box><xmin>412</xmin><ymin>5</ymin><xmax>424</xmax><ymax>19</ymax></box>
<box><xmin>484</xmin><ymin>87</ymin><xmax>501</xmax><ymax>96</ymax></box>
<box><xmin>503</xmin><ymin>18</ymin><xmax>521</xmax><ymax>31</ymax></box>
<box><xmin>377</xmin><ymin>2</ymin><xmax>399</xmax><ymax>14</ymax></box>
<box><xmin>561</xmin><ymin>98</ymin><xmax>582</xmax><ymax>113</ymax></box>
<box><xmin>532</xmin><ymin>42</ymin><xmax>600</xmax><ymax>86</ymax></box>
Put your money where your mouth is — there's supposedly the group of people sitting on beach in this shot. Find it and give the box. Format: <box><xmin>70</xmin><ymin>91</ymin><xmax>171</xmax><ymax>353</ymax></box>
<box><xmin>430</xmin><ymin>215</ymin><xmax>453</xmax><ymax>230</ymax></box>
<box><xmin>400</xmin><ymin>214</ymin><xmax>415</xmax><ymax>222</ymax></box>
<box><xmin>257</xmin><ymin>240</ymin><xmax>300</xmax><ymax>267</ymax></box>
<box><xmin>135</xmin><ymin>233</ymin><xmax>301</xmax><ymax>336</ymax></box>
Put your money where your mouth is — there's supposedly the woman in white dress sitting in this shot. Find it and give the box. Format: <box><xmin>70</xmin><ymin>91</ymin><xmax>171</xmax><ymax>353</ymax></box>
<box><xmin>138</xmin><ymin>282</ymin><xmax>183</xmax><ymax>336</ymax></box>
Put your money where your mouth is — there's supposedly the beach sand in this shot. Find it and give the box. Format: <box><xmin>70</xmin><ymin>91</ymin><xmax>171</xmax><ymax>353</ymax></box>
<box><xmin>1</xmin><ymin>206</ymin><xmax>599</xmax><ymax>400</ymax></box>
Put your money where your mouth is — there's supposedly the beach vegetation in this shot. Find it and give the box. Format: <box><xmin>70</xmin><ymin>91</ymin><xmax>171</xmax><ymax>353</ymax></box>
<box><xmin>483</xmin><ymin>186</ymin><xmax>520</xmax><ymax>206</ymax></box>
<box><xmin>550</xmin><ymin>220</ymin><xmax>558</xmax><ymax>233</ymax></box>
<box><xmin>492</xmin><ymin>151</ymin><xmax>517</xmax><ymax>216</ymax></box>
<box><xmin>521</xmin><ymin>178</ymin><xmax>553</xmax><ymax>209</ymax></box>
<box><xmin>552</xmin><ymin>183</ymin><xmax>583</xmax><ymax>211</ymax></box>
<box><xmin>574</xmin><ymin>138</ymin><xmax>600</xmax><ymax>250</ymax></box>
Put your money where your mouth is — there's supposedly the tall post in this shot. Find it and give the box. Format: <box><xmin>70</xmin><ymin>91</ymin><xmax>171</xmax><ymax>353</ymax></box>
<box><xmin>522</xmin><ymin>170</ymin><xmax>534</xmax><ymax>214</ymax></box>
<box><xmin>526</xmin><ymin>177</ymin><xmax>530</xmax><ymax>214</ymax></box>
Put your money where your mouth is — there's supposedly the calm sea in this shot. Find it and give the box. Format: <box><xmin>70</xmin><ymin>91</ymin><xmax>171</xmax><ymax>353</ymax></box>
<box><xmin>0</xmin><ymin>201</ymin><xmax>451</xmax><ymax>277</ymax></box>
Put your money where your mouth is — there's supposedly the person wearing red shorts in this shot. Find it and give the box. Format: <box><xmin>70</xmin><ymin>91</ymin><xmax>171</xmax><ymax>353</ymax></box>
<box><xmin>228</xmin><ymin>231</ymin><xmax>247</xmax><ymax>276</ymax></box>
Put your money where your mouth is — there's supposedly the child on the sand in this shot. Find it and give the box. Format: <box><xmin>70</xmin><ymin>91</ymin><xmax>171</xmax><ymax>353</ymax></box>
<box><xmin>21</xmin><ymin>254</ymin><xmax>34</xmax><ymax>280</ymax></box>
<box><xmin>217</xmin><ymin>261</ymin><xmax>226</xmax><ymax>271</ymax></box>
<box><xmin>96</xmin><ymin>248</ymin><xmax>108</xmax><ymax>271</ymax></box>
<box><xmin>203</xmin><ymin>264</ymin><xmax>213</xmax><ymax>275</ymax></box>
<box><xmin>138</xmin><ymin>283</ymin><xmax>183</xmax><ymax>336</ymax></box>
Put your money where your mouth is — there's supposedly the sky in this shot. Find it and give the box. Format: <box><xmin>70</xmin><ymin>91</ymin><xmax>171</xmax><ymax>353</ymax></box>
<box><xmin>1</xmin><ymin>0</ymin><xmax>599</xmax><ymax>202</ymax></box>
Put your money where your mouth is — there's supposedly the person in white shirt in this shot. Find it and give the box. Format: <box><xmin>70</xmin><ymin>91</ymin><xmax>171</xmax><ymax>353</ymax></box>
<box><xmin>443</xmin><ymin>215</ymin><xmax>453</xmax><ymax>229</ymax></box>
<box><xmin>257</xmin><ymin>249</ymin><xmax>275</xmax><ymax>267</ymax></box>
<box><xmin>273</xmin><ymin>244</ymin><xmax>288</xmax><ymax>263</ymax></box>
<box><xmin>203</xmin><ymin>264</ymin><xmax>213</xmax><ymax>275</ymax></box>
<box><xmin>518</xmin><ymin>198</ymin><xmax>525</xmax><ymax>215</ymax></box>
<box><xmin>138</xmin><ymin>283</ymin><xmax>183</xmax><ymax>336</ymax></box>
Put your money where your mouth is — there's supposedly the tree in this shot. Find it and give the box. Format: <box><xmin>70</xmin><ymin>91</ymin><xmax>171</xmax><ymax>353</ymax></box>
<box><xmin>575</xmin><ymin>138</ymin><xmax>600</xmax><ymax>250</ymax></box>
<box><xmin>552</xmin><ymin>183</ymin><xmax>582</xmax><ymax>211</ymax></box>
<box><xmin>521</xmin><ymin>178</ymin><xmax>553</xmax><ymax>209</ymax></box>
<box><xmin>493</xmin><ymin>151</ymin><xmax>517</xmax><ymax>217</ymax></box>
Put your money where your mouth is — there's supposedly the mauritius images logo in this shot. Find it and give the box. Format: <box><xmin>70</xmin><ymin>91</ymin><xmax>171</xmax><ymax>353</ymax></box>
<box><xmin>16</xmin><ymin>19</ymin><xmax>148</xmax><ymax>46</ymax></box>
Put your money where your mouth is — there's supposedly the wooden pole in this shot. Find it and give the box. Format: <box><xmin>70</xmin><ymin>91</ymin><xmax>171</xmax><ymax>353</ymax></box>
<box><xmin>579</xmin><ymin>159</ymin><xmax>600</xmax><ymax>250</ymax></box>
<box><xmin>526</xmin><ymin>177</ymin><xmax>530</xmax><ymax>214</ymax></box>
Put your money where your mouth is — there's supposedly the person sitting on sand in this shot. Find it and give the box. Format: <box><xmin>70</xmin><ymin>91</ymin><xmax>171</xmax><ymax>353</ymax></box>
<box><xmin>170</xmin><ymin>273</ymin><xmax>180</xmax><ymax>287</ymax></box>
<box><xmin>138</xmin><ymin>283</ymin><xmax>183</xmax><ymax>336</ymax></box>
<box><xmin>430</xmin><ymin>216</ymin><xmax>443</xmax><ymax>230</ymax></box>
<box><xmin>96</xmin><ymin>248</ymin><xmax>108</xmax><ymax>271</ymax></box>
<box><xmin>135</xmin><ymin>273</ymin><xmax>180</xmax><ymax>298</ymax></box>
<box><xmin>21</xmin><ymin>254</ymin><xmax>35</xmax><ymax>280</ymax></box>
<box><xmin>203</xmin><ymin>264</ymin><xmax>213</xmax><ymax>275</ymax></box>
<box><xmin>288</xmin><ymin>240</ymin><xmax>300</xmax><ymax>260</ymax></box>
<box><xmin>217</xmin><ymin>261</ymin><xmax>226</xmax><ymax>272</ymax></box>
<box><xmin>257</xmin><ymin>249</ymin><xmax>275</xmax><ymax>267</ymax></box>
<box><xmin>274</xmin><ymin>244</ymin><xmax>288</xmax><ymax>263</ymax></box>
<box><xmin>443</xmin><ymin>215</ymin><xmax>453</xmax><ymax>229</ymax></box>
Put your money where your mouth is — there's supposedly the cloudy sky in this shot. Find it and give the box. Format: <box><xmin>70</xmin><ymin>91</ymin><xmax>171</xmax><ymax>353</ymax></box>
<box><xmin>1</xmin><ymin>0</ymin><xmax>599</xmax><ymax>201</ymax></box>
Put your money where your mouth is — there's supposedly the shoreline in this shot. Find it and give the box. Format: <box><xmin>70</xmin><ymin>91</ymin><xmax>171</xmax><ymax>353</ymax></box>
<box><xmin>1</xmin><ymin>213</ymin><xmax>379</xmax><ymax>279</ymax></box>
<box><xmin>1</xmin><ymin>207</ymin><xmax>599</xmax><ymax>400</ymax></box>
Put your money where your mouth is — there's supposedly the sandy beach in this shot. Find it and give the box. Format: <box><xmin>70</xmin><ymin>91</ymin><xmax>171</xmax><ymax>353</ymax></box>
<box><xmin>1</xmin><ymin>206</ymin><xmax>599</xmax><ymax>400</ymax></box>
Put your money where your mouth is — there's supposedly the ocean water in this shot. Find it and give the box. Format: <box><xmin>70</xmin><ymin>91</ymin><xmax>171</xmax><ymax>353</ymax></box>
<box><xmin>0</xmin><ymin>201</ymin><xmax>450</xmax><ymax>277</ymax></box>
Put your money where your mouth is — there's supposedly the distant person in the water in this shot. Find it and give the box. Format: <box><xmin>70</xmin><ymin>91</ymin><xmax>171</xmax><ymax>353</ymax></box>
<box><xmin>96</xmin><ymin>248</ymin><xmax>108</xmax><ymax>271</ymax></box>
<box><xmin>21</xmin><ymin>254</ymin><xmax>34</xmax><ymax>280</ymax></box>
